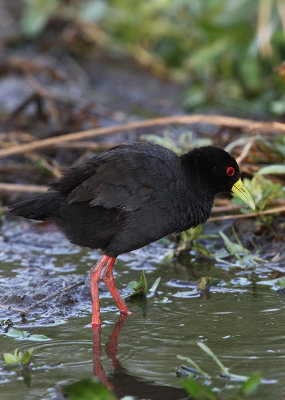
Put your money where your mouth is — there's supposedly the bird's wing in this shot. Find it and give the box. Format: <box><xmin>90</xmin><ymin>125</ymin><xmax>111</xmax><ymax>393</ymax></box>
<box><xmin>66</xmin><ymin>151</ymin><xmax>178</xmax><ymax>211</ymax></box>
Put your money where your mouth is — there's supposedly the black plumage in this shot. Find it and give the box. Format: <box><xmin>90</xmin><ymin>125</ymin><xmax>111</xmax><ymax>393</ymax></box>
<box><xmin>9</xmin><ymin>142</ymin><xmax>254</xmax><ymax>325</ymax></box>
<box><xmin>9</xmin><ymin>142</ymin><xmax>240</xmax><ymax>255</ymax></box>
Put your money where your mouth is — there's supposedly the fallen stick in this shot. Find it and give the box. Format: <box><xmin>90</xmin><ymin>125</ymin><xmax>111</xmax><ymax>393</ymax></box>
<box><xmin>0</xmin><ymin>114</ymin><xmax>284</xmax><ymax>158</ymax></box>
<box><xmin>0</xmin><ymin>183</ymin><xmax>48</xmax><ymax>193</ymax></box>
<box><xmin>236</xmin><ymin>139</ymin><xmax>254</xmax><ymax>164</ymax></box>
<box><xmin>23</xmin><ymin>280</ymin><xmax>85</xmax><ymax>314</ymax></box>
<box><xmin>208</xmin><ymin>205</ymin><xmax>285</xmax><ymax>222</ymax></box>
<box><xmin>55</xmin><ymin>141</ymin><xmax>122</xmax><ymax>150</ymax></box>
<box><xmin>0</xmin><ymin>280</ymin><xmax>85</xmax><ymax>317</ymax></box>
<box><xmin>0</xmin><ymin>304</ymin><xmax>27</xmax><ymax>314</ymax></box>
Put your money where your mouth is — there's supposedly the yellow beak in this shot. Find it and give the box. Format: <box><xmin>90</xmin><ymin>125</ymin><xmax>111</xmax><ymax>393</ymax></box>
<box><xmin>232</xmin><ymin>178</ymin><xmax>255</xmax><ymax>210</ymax></box>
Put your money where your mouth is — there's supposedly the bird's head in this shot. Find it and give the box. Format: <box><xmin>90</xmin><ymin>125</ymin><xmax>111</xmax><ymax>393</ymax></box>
<box><xmin>181</xmin><ymin>146</ymin><xmax>255</xmax><ymax>210</ymax></box>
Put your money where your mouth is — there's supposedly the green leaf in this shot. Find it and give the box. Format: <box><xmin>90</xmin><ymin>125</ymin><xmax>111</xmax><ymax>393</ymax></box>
<box><xmin>6</xmin><ymin>329</ymin><xmax>50</xmax><ymax>341</ymax></box>
<box><xmin>257</xmin><ymin>165</ymin><xmax>285</xmax><ymax>175</ymax></box>
<box><xmin>193</xmin><ymin>242</ymin><xmax>214</xmax><ymax>258</ymax></box>
<box><xmin>180</xmin><ymin>225</ymin><xmax>202</xmax><ymax>243</ymax></box>
<box><xmin>238</xmin><ymin>176</ymin><xmax>283</xmax><ymax>211</ymax></box>
<box><xmin>197</xmin><ymin>341</ymin><xmax>230</xmax><ymax>377</ymax></box>
<box><xmin>241</xmin><ymin>373</ymin><xmax>262</xmax><ymax>395</ymax></box>
<box><xmin>127</xmin><ymin>280</ymin><xmax>139</xmax><ymax>290</ymax></box>
<box><xmin>3</xmin><ymin>353</ymin><xmax>19</xmax><ymax>365</ymax></box>
<box><xmin>64</xmin><ymin>378</ymin><xmax>117</xmax><ymax>400</ymax></box>
<box><xmin>218</xmin><ymin>230</ymin><xmax>264</xmax><ymax>266</ymax></box>
<box><xmin>6</xmin><ymin>329</ymin><xmax>28</xmax><ymax>339</ymax></box>
<box><xmin>276</xmin><ymin>277</ymin><xmax>285</xmax><ymax>288</ymax></box>
<box><xmin>127</xmin><ymin>271</ymin><xmax>148</xmax><ymax>298</ymax></box>
<box><xmin>197</xmin><ymin>341</ymin><xmax>249</xmax><ymax>381</ymax></box>
<box><xmin>22</xmin><ymin>0</ymin><xmax>59</xmax><ymax>35</ymax></box>
<box><xmin>28</xmin><ymin>334</ymin><xmax>51</xmax><ymax>341</ymax></box>
<box><xmin>188</xmin><ymin>38</ymin><xmax>230</xmax><ymax>68</ymax></box>
<box><xmin>182</xmin><ymin>379</ymin><xmax>217</xmax><ymax>400</ymax></box>
<box><xmin>21</xmin><ymin>348</ymin><xmax>34</xmax><ymax>365</ymax></box>
<box><xmin>240</xmin><ymin>58</ymin><xmax>261</xmax><ymax>90</ymax></box>
<box><xmin>3</xmin><ymin>347</ymin><xmax>34</xmax><ymax>366</ymax></box>
<box><xmin>183</xmin><ymin>86</ymin><xmax>207</xmax><ymax>109</ymax></box>
<box><xmin>79</xmin><ymin>0</ymin><xmax>107</xmax><ymax>22</ymax></box>
<box><xmin>149</xmin><ymin>277</ymin><xmax>161</xmax><ymax>293</ymax></box>
<box><xmin>219</xmin><ymin>231</ymin><xmax>247</xmax><ymax>264</ymax></box>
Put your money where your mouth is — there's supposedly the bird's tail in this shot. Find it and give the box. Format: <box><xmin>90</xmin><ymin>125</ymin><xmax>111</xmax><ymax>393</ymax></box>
<box><xmin>9</xmin><ymin>192</ymin><xmax>61</xmax><ymax>221</ymax></box>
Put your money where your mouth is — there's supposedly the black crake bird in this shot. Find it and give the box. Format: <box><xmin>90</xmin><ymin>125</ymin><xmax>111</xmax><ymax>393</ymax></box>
<box><xmin>9</xmin><ymin>142</ymin><xmax>255</xmax><ymax>325</ymax></box>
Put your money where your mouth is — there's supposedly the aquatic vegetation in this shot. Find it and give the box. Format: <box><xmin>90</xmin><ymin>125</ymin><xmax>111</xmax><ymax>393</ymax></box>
<box><xmin>178</xmin><ymin>341</ymin><xmax>250</xmax><ymax>382</ymax></box>
<box><xmin>3</xmin><ymin>348</ymin><xmax>33</xmax><ymax>367</ymax></box>
<box><xmin>182</xmin><ymin>373</ymin><xmax>262</xmax><ymax>400</ymax></box>
<box><xmin>127</xmin><ymin>271</ymin><xmax>161</xmax><ymax>299</ymax></box>
<box><xmin>64</xmin><ymin>378</ymin><xmax>117</xmax><ymax>400</ymax></box>
<box><xmin>178</xmin><ymin>342</ymin><xmax>262</xmax><ymax>399</ymax></box>
<box><xmin>5</xmin><ymin>328</ymin><xmax>51</xmax><ymax>342</ymax></box>
<box><xmin>218</xmin><ymin>230</ymin><xmax>265</xmax><ymax>267</ymax></box>
<box><xmin>127</xmin><ymin>270</ymin><xmax>148</xmax><ymax>298</ymax></box>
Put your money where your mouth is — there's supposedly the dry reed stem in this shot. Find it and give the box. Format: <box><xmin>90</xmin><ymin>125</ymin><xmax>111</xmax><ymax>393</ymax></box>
<box><xmin>208</xmin><ymin>205</ymin><xmax>285</xmax><ymax>222</ymax></box>
<box><xmin>0</xmin><ymin>183</ymin><xmax>48</xmax><ymax>193</ymax></box>
<box><xmin>236</xmin><ymin>140</ymin><xmax>254</xmax><ymax>164</ymax></box>
<box><xmin>0</xmin><ymin>114</ymin><xmax>284</xmax><ymax>158</ymax></box>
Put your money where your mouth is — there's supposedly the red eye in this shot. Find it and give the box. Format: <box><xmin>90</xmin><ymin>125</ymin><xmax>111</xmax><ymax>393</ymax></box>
<box><xmin>226</xmin><ymin>167</ymin><xmax>235</xmax><ymax>176</ymax></box>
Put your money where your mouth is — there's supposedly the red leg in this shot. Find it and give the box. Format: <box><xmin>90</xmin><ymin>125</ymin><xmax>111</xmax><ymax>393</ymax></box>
<box><xmin>90</xmin><ymin>254</ymin><xmax>110</xmax><ymax>326</ymax></box>
<box><xmin>102</xmin><ymin>257</ymin><xmax>129</xmax><ymax>314</ymax></box>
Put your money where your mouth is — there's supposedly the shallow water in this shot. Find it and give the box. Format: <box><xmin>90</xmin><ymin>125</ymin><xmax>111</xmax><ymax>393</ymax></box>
<box><xmin>0</xmin><ymin>219</ymin><xmax>284</xmax><ymax>400</ymax></box>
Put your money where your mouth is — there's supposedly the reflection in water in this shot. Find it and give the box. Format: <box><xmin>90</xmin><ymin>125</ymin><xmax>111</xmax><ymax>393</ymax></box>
<box><xmin>92</xmin><ymin>313</ymin><xmax>188</xmax><ymax>400</ymax></box>
<box><xmin>92</xmin><ymin>313</ymin><xmax>128</xmax><ymax>389</ymax></box>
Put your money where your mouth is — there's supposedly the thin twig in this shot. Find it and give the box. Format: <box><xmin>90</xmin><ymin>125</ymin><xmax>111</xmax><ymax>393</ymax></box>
<box><xmin>211</xmin><ymin>199</ymin><xmax>285</xmax><ymax>214</ymax></box>
<box><xmin>55</xmin><ymin>141</ymin><xmax>122</xmax><ymax>150</ymax></box>
<box><xmin>236</xmin><ymin>139</ymin><xmax>254</xmax><ymax>164</ymax></box>
<box><xmin>0</xmin><ymin>304</ymin><xmax>27</xmax><ymax>314</ymax></box>
<box><xmin>0</xmin><ymin>183</ymin><xmax>48</xmax><ymax>193</ymax></box>
<box><xmin>8</xmin><ymin>93</ymin><xmax>40</xmax><ymax>120</ymax></box>
<box><xmin>211</xmin><ymin>204</ymin><xmax>242</xmax><ymax>213</ymax></box>
<box><xmin>208</xmin><ymin>205</ymin><xmax>285</xmax><ymax>222</ymax></box>
<box><xmin>0</xmin><ymin>280</ymin><xmax>85</xmax><ymax>317</ymax></box>
<box><xmin>0</xmin><ymin>114</ymin><xmax>284</xmax><ymax>158</ymax></box>
<box><xmin>23</xmin><ymin>280</ymin><xmax>85</xmax><ymax>314</ymax></box>
<box><xmin>26</xmin><ymin>73</ymin><xmax>59</xmax><ymax>101</ymax></box>
<box><xmin>0</xmin><ymin>56</ymin><xmax>66</xmax><ymax>80</ymax></box>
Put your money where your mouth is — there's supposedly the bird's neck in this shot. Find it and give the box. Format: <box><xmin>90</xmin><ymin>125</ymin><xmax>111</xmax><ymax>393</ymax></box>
<box><xmin>186</xmin><ymin>191</ymin><xmax>214</xmax><ymax>228</ymax></box>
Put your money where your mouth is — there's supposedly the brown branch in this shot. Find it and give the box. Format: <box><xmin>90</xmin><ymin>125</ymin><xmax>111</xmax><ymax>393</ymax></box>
<box><xmin>208</xmin><ymin>205</ymin><xmax>285</xmax><ymax>222</ymax></box>
<box><xmin>236</xmin><ymin>140</ymin><xmax>254</xmax><ymax>164</ymax></box>
<box><xmin>212</xmin><ymin>199</ymin><xmax>285</xmax><ymax>213</ymax></box>
<box><xmin>0</xmin><ymin>183</ymin><xmax>48</xmax><ymax>193</ymax></box>
<box><xmin>0</xmin><ymin>56</ymin><xmax>66</xmax><ymax>81</ymax></box>
<box><xmin>55</xmin><ymin>141</ymin><xmax>122</xmax><ymax>151</ymax></box>
<box><xmin>0</xmin><ymin>114</ymin><xmax>284</xmax><ymax>158</ymax></box>
<box><xmin>211</xmin><ymin>204</ymin><xmax>242</xmax><ymax>213</ymax></box>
